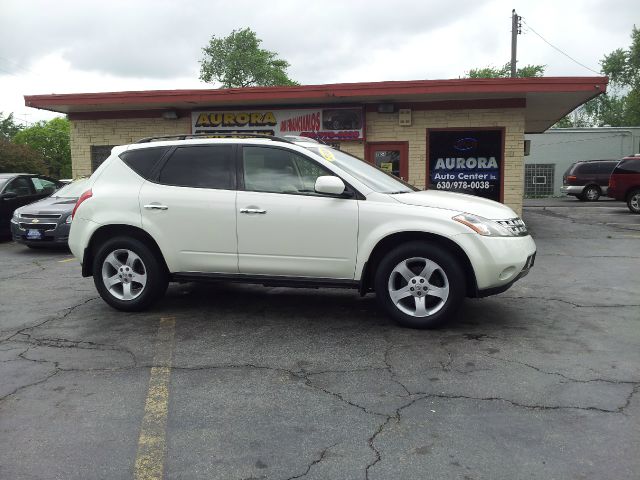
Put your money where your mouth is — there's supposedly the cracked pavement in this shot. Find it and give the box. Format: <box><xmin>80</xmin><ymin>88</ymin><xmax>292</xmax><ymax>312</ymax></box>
<box><xmin>0</xmin><ymin>199</ymin><xmax>639</xmax><ymax>479</ymax></box>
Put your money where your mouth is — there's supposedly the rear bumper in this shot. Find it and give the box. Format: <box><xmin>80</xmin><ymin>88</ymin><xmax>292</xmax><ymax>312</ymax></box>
<box><xmin>561</xmin><ymin>185</ymin><xmax>583</xmax><ymax>195</ymax></box>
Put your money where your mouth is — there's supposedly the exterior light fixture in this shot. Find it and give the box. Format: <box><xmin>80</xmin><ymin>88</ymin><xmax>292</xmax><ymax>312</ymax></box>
<box><xmin>162</xmin><ymin>111</ymin><xmax>178</xmax><ymax>120</ymax></box>
<box><xmin>377</xmin><ymin>104</ymin><xmax>395</xmax><ymax>113</ymax></box>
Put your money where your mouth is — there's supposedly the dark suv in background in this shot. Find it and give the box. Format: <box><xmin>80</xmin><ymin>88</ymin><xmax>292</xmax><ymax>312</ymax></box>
<box><xmin>608</xmin><ymin>154</ymin><xmax>640</xmax><ymax>213</ymax></box>
<box><xmin>561</xmin><ymin>160</ymin><xmax>619</xmax><ymax>201</ymax></box>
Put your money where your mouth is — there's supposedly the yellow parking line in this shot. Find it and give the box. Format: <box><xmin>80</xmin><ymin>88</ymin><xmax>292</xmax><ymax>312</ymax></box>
<box><xmin>134</xmin><ymin>317</ymin><xmax>176</xmax><ymax>480</ymax></box>
<box><xmin>58</xmin><ymin>258</ymin><xmax>75</xmax><ymax>263</ymax></box>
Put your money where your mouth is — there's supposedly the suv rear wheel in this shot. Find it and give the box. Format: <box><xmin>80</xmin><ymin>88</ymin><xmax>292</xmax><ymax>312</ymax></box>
<box><xmin>581</xmin><ymin>185</ymin><xmax>600</xmax><ymax>202</ymax></box>
<box><xmin>374</xmin><ymin>241</ymin><xmax>466</xmax><ymax>329</ymax></box>
<box><xmin>627</xmin><ymin>189</ymin><xmax>640</xmax><ymax>214</ymax></box>
<box><xmin>92</xmin><ymin>236</ymin><xmax>168</xmax><ymax>311</ymax></box>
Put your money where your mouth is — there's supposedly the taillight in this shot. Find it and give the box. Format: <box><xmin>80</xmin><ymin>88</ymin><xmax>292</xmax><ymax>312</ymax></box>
<box><xmin>566</xmin><ymin>175</ymin><xmax>577</xmax><ymax>185</ymax></box>
<box><xmin>72</xmin><ymin>189</ymin><xmax>93</xmax><ymax>219</ymax></box>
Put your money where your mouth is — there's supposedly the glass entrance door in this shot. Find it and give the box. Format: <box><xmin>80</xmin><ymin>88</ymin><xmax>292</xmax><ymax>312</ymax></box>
<box><xmin>365</xmin><ymin>142</ymin><xmax>409</xmax><ymax>181</ymax></box>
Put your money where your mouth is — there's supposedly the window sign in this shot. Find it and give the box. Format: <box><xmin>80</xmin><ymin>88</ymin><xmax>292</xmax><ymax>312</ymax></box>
<box><xmin>192</xmin><ymin>108</ymin><xmax>364</xmax><ymax>141</ymax></box>
<box><xmin>428</xmin><ymin>130</ymin><xmax>502</xmax><ymax>201</ymax></box>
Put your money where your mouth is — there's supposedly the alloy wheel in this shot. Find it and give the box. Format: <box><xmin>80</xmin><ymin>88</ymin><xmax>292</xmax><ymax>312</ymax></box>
<box><xmin>387</xmin><ymin>257</ymin><xmax>449</xmax><ymax>317</ymax></box>
<box><xmin>101</xmin><ymin>249</ymin><xmax>148</xmax><ymax>301</ymax></box>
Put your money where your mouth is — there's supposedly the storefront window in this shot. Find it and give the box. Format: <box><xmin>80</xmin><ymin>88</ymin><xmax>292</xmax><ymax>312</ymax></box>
<box><xmin>428</xmin><ymin>129</ymin><xmax>503</xmax><ymax>201</ymax></box>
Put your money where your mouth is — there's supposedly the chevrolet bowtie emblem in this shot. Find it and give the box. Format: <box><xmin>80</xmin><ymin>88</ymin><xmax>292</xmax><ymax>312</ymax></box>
<box><xmin>31</xmin><ymin>218</ymin><xmax>39</xmax><ymax>223</ymax></box>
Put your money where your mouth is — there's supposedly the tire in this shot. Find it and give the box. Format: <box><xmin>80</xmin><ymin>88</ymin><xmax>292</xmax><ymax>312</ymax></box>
<box><xmin>92</xmin><ymin>236</ymin><xmax>168</xmax><ymax>311</ymax></box>
<box><xmin>582</xmin><ymin>185</ymin><xmax>601</xmax><ymax>202</ymax></box>
<box><xmin>374</xmin><ymin>241</ymin><xmax>466</xmax><ymax>329</ymax></box>
<box><xmin>627</xmin><ymin>189</ymin><xmax>640</xmax><ymax>214</ymax></box>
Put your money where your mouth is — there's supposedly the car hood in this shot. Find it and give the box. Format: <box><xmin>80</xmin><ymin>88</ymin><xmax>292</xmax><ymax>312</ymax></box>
<box><xmin>16</xmin><ymin>196</ymin><xmax>77</xmax><ymax>215</ymax></box>
<box><xmin>391</xmin><ymin>190</ymin><xmax>518</xmax><ymax>220</ymax></box>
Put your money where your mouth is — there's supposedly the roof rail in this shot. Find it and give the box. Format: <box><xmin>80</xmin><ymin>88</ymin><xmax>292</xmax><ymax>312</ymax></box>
<box><xmin>134</xmin><ymin>133</ymin><xmax>297</xmax><ymax>144</ymax></box>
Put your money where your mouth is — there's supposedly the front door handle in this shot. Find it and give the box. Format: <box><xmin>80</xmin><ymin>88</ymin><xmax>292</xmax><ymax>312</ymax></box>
<box><xmin>144</xmin><ymin>204</ymin><xmax>169</xmax><ymax>210</ymax></box>
<box><xmin>240</xmin><ymin>208</ymin><xmax>267</xmax><ymax>214</ymax></box>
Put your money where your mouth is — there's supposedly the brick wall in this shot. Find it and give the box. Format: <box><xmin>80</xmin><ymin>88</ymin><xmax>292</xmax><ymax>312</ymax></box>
<box><xmin>70</xmin><ymin>108</ymin><xmax>525</xmax><ymax>214</ymax></box>
<box><xmin>70</xmin><ymin>117</ymin><xmax>190</xmax><ymax>177</ymax></box>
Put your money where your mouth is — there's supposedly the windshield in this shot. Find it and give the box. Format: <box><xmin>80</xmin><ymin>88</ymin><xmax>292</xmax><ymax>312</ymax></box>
<box><xmin>303</xmin><ymin>146</ymin><xmax>418</xmax><ymax>194</ymax></box>
<box><xmin>53</xmin><ymin>178</ymin><xmax>89</xmax><ymax>198</ymax></box>
<box><xmin>0</xmin><ymin>179</ymin><xmax>7</xmax><ymax>192</ymax></box>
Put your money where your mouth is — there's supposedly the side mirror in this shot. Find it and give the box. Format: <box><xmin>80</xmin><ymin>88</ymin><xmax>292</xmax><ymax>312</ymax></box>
<box><xmin>0</xmin><ymin>192</ymin><xmax>18</xmax><ymax>200</ymax></box>
<box><xmin>315</xmin><ymin>176</ymin><xmax>346</xmax><ymax>195</ymax></box>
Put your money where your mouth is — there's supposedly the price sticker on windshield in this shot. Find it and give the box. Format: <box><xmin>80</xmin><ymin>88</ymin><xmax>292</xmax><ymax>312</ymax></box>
<box><xmin>318</xmin><ymin>147</ymin><xmax>335</xmax><ymax>161</ymax></box>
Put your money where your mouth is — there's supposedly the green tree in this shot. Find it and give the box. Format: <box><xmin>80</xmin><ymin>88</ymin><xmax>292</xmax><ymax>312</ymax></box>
<box><xmin>199</xmin><ymin>28</ymin><xmax>298</xmax><ymax>88</ymax></box>
<box><xmin>0</xmin><ymin>112</ymin><xmax>23</xmax><ymax>139</ymax></box>
<box><xmin>0</xmin><ymin>139</ymin><xmax>48</xmax><ymax>175</ymax></box>
<box><xmin>466</xmin><ymin>62</ymin><xmax>545</xmax><ymax>78</ymax></box>
<box><xmin>557</xmin><ymin>26</ymin><xmax>640</xmax><ymax>128</ymax></box>
<box><xmin>13</xmin><ymin>117</ymin><xmax>71</xmax><ymax>178</ymax></box>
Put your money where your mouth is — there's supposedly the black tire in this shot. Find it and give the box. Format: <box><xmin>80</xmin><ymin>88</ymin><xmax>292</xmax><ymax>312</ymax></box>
<box><xmin>92</xmin><ymin>236</ymin><xmax>168</xmax><ymax>311</ymax></box>
<box><xmin>374</xmin><ymin>241</ymin><xmax>466</xmax><ymax>329</ymax></box>
<box><xmin>627</xmin><ymin>189</ymin><xmax>640</xmax><ymax>214</ymax></box>
<box><xmin>582</xmin><ymin>185</ymin><xmax>601</xmax><ymax>202</ymax></box>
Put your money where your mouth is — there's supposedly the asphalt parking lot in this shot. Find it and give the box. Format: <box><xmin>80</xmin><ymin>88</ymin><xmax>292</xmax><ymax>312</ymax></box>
<box><xmin>1</xmin><ymin>197</ymin><xmax>639</xmax><ymax>480</ymax></box>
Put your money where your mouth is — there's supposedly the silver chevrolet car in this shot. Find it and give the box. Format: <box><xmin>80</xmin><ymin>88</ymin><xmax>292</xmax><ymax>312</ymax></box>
<box><xmin>11</xmin><ymin>179</ymin><xmax>88</xmax><ymax>248</ymax></box>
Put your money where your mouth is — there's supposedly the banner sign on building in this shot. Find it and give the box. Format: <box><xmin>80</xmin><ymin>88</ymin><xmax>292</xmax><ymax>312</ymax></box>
<box><xmin>428</xmin><ymin>129</ymin><xmax>502</xmax><ymax>201</ymax></box>
<box><xmin>192</xmin><ymin>107</ymin><xmax>364</xmax><ymax>141</ymax></box>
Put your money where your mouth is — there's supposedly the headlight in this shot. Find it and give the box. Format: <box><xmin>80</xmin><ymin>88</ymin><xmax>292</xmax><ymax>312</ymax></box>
<box><xmin>10</xmin><ymin>212</ymin><xmax>19</xmax><ymax>224</ymax></box>
<box><xmin>65</xmin><ymin>215</ymin><xmax>73</xmax><ymax>224</ymax></box>
<box><xmin>453</xmin><ymin>214</ymin><xmax>513</xmax><ymax>237</ymax></box>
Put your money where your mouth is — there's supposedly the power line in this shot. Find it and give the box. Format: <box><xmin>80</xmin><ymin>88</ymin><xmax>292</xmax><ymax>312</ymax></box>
<box><xmin>521</xmin><ymin>18</ymin><xmax>601</xmax><ymax>75</ymax></box>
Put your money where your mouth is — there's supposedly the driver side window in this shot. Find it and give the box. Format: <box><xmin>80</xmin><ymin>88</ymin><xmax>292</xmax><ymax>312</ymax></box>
<box><xmin>5</xmin><ymin>177</ymin><xmax>33</xmax><ymax>197</ymax></box>
<box><xmin>242</xmin><ymin>146</ymin><xmax>331</xmax><ymax>194</ymax></box>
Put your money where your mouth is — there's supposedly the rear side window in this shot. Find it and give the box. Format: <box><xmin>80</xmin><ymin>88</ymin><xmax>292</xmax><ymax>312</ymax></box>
<box><xmin>598</xmin><ymin>162</ymin><xmax>618</xmax><ymax>174</ymax></box>
<box><xmin>158</xmin><ymin>145</ymin><xmax>235</xmax><ymax>189</ymax></box>
<box><xmin>577</xmin><ymin>163</ymin><xmax>599</xmax><ymax>174</ymax></box>
<box><xmin>120</xmin><ymin>147</ymin><xmax>170</xmax><ymax>179</ymax></box>
<box><xmin>614</xmin><ymin>159</ymin><xmax>640</xmax><ymax>174</ymax></box>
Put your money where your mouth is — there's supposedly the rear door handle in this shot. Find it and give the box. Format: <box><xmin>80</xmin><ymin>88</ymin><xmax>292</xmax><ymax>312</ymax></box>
<box><xmin>240</xmin><ymin>208</ymin><xmax>267</xmax><ymax>214</ymax></box>
<box><xmin>144</xmin><ymin>204</ymin><xmax>168</xmax><ymax>210</ymax></box>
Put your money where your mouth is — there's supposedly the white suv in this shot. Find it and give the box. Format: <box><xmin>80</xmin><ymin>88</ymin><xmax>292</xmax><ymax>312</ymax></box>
<box><xmin>68</xmin><ymin>135</ymin><xmax>536</xmax><ymax>329</ymax></box>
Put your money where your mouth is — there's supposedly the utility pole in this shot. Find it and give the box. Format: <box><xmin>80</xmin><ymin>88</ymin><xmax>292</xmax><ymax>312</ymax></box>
<box><xmin>511</xmin><ymin>9</ymin><xmax>522</xmax><ymax>77</ymax></box>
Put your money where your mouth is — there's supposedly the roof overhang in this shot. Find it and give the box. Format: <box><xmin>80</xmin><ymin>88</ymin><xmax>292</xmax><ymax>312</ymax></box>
<box><xmin>24</xmin><ymin>77</ymin><xmax>608</xmax><ymax>133</ymax></box>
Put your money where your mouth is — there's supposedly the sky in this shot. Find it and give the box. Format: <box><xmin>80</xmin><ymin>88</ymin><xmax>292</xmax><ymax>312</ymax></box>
<box><xmin>0</xmin><ymin>0</ymin><xmax>636</xmax><ymax>124</ymax></box>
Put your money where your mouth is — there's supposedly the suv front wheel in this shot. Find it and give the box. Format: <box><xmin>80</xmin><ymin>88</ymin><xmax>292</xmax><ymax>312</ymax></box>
<box><xmin>374</xmin><ymin>241</ymin><xmax>466</xmax><ymax>329</ymax></box>
<box><xmin>92</xmin><ymin>236</ymin><xmax>168</xmax><ymax>311</ymax></box>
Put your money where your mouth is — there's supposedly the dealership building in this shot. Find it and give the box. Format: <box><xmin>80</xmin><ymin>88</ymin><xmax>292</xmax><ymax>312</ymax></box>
<box><xmin>25</xmin><ymin>77</ymin><xmax>607</xmax><ymax>214</ymax></box>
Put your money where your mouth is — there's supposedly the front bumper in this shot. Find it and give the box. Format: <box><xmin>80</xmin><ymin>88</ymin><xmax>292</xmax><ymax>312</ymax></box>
<box><xmin>11</xmin><ymin>220</ymin><xmax>71</xmax><ymax>246</ymax></box>
<box><xmin>454</xmin><ymin>232</ymin><xmax>537</xmax><ymax>295</ymax></box>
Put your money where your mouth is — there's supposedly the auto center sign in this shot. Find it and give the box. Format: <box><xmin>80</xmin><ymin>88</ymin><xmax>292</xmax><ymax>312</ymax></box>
<box><xmin>192</xmin><ymin>107</ymin><xmax>364</xmax><ymax>141</ymax></box>
<box><xmin>428</xmin><ymin>130</ymin><xmax>503</xmax><ymax>201</ymax></box>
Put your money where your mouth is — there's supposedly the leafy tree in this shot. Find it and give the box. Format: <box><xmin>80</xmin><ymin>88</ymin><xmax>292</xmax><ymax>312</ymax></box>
<box><xmin>0</xmin><ymin>139</ymin><xmax>48</xmax><ymax>175</ymax></box>
<box><xmin>13</xmin><ymin>117</ymin><xmax>71</xmax><ymax>178</ymax></box>
<box><xmin>0</xmin><ymin>112</ymin><xmax>23</xmax><ymax>139</ymax></box>
<box><xmin>199</xmin><ymin>28</ymin><xmax>298</xmax><ymax>88</ymax></box>
<box><xmin>556</xmin><ymin>26</ymin><xmax>640</xmax><ymax>128</ymax></box>
<box><xmin>466</xmin><ymin>62</ymin><xmax>545</xmax><ymax>78</ymax></box>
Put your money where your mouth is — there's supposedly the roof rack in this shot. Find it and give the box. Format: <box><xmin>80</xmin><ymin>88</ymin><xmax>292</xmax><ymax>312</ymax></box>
<box><xmin>135</xmin><ymin>133</ymin><xmax>297</xmax><ymax>144</ymax></box>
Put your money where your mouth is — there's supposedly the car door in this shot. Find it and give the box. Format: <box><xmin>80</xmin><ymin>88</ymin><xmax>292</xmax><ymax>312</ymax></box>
<box><xmin>1</xmin><ymin>175</ymin><xmax>36</xmax><ymax>213</ymax></box>
<box><xmin>139</xmin><ymin>144</ymin><xmax>238</xmax><ymax>273</ymax></box>
<box><xmin>236</xmin><ymin>145</ymin><xmax>359</xmax><ymax>279</ymax></box>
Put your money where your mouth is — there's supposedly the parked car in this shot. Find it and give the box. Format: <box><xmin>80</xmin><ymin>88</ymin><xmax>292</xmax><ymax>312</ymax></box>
<box><xmin>608</xmin><ymin>154</ymin><xmax>640</xmax><ymax>214</ymax></box>
<box><xmin>68</xmin><ymin>135</ymin><xmax>536</xmax><ymax>329</ymax></box>
<box><xmin>0</xmin><ymin>174</ymin><xmax>61</xmax><ymax>237</ymax></box>
<box><xmin>561</xmin><ymin>159</ymin><xmax>619</xmax><ymax>201</ymax></box>
<box><xmin>11</xmin><ymin>178</ymin><xmax>89</xmax><ymax>247</ymax></box>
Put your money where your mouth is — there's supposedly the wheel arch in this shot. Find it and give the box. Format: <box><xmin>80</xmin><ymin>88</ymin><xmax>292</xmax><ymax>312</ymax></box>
<box><xmin>359</xmin><ymin>231</ymin><xmax>479</xmax><ymax>297</ymax></box>
<box><xmin>81</xmin><ymin>224</ymin><xmax>168</xmax><ymax>277</ymax></box>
